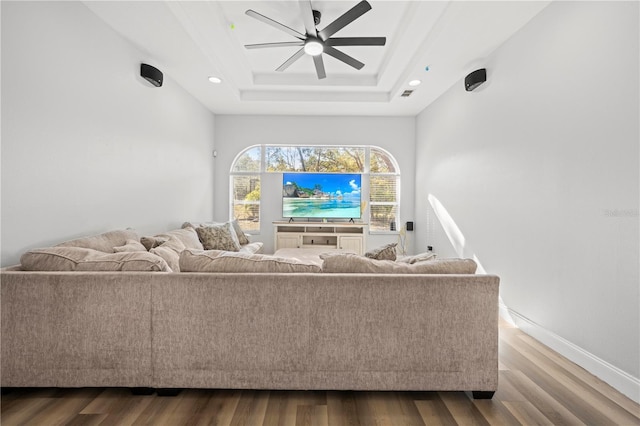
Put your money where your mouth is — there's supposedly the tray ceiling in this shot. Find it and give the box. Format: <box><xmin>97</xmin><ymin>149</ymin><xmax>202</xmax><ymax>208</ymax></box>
<box><xmin>84</xmin><ymin>1</ymin><xmax>551</xmax><ymax>116</ymax></box>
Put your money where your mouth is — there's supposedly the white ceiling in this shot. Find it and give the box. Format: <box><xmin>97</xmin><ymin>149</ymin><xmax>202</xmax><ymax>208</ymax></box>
<box><xmin>84</xmin><ymin>1</ymin><xmax>551</xmax><ymax>116</ymax></box>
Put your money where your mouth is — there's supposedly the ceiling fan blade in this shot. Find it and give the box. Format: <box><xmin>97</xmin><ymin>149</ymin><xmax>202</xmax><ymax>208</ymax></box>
<box><xmin>298</xmin><ymin>0</ymin><xmax>317</xmax><ymax>37</ymax></box>
<box><xmin>313</xmin><ymin>55</ymin><xmax>326</xmax><ymax>79</ymax></box>
<box><xmin>276</xmin><ymin>48</ymin><xmax>306</xmax><ymax>72</ymax></box>
<box><xmin>245</xmin><ymin>41</ymin><xmax>305</xmax><ymax>49</ymax></box>
<box><xmin>318</xmin><ymin>0</ymin><xmax>371</xmax><ymax>40</ymax></box>
<box><xmin>323</xmin><ymin>46</ymin><xmax>364</xmax><ymax>70</ymax></box>
<box><xmin>246</xmin><ymin>9</ymin><xmax>305</xmax><ymax>40</ymax></box>
<box><xmin>326</xmin><ymin>37</ymin><xmax>386</xmax><ymax>47</ymax></box>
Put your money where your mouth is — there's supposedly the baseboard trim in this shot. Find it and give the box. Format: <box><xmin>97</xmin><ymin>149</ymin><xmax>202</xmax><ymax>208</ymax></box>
<box><xmin>507</xmin><ymin>308</ymin><xmax>640</xmax><ymax>404</ymax></box>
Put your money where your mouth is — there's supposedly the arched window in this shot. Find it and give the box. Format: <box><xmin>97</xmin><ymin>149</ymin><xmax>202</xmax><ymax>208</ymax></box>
<box><xmin>230</xmin><ymin>145</ymin><xmax>400</xmax><ymax>232</ymax></box>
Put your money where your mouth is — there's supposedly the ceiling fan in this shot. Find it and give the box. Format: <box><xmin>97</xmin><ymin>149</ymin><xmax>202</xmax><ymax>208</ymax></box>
<box><xmin>244</xmin><ymin>0</ymin><xmax>386</xmax><ymax>80</ymax></box>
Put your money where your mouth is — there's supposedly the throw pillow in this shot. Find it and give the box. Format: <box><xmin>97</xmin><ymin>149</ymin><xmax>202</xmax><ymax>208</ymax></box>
<box><xmin>155</xmin><ymin>227</ymin><xmax>203</xmax><ymax>251</ymax></box>
<box><xmin>179</xmin><ymin>249</ymin><xmax>322</xmax><ymax>273</ymax></box>
<box><xmin>140</xmin><ymin>236</ymin><xmax>168</xmax><ymax>251</ymax></box>
<box><xmin>183</xmin><ymin>220</ymin><xmax>250</xmax><ymax>246</ymax></box>
<box><xmin>196</xmin><ymin>223</ymin><xmax>241</xmax><ymax>251</ymax></box>
<box><xmin>150</xmin><ymin>236</ymin><xmax>186</xmax><ymax>272</ymax></box>
<box><xmin>364</xmin><ymin>243</ymin><xmax>397</xmax><ymax>260</ymax></box>
<box><xmin>113</xmin><ymin>239</ymin><xmax>148</xmax><ymax>253</ymax></box>
<box><xmin>230</xmin><ymin>219</ymin><xmax>250</xmax><ymax>245</ymax></box>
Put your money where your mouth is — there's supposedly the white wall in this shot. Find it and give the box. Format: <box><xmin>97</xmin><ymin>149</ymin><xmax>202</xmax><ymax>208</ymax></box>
<box><xmin>1</xmin><ymin>1</ymin><xmax>216</xmax><ymax>266</ymax></box>
<box><xmin>214</xmin><ymin>115</ymin><xmax>416</xmax><ymax>254</ymax></box>
<box><xmin>416</xmin><ymin>1</ymin><xmax>639</xmax><ymax>400</ymax></box>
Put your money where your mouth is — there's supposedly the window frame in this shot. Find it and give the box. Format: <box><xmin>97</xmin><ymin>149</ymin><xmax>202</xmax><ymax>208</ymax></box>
<box><xmin>229</xmin><ymin>144</ymin><xmax>400</xmax><ymax>234</ymax></box>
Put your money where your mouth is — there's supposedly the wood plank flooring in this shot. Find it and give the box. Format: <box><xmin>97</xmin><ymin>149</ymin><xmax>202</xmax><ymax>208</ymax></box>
<box><xmin>2</xmin><ymin>321</ymin><xmax>639</xmax><ymax>425</ymax></box>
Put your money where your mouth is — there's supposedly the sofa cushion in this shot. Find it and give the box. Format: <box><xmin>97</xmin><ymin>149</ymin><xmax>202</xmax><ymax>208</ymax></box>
<box><xmin>21</xmin><ymin>247</ymin><xmax>96</xmax><ymax>271</ymax></box>
<box><xmin>364</xmin><ymin>243</ymin><xmax>397</xmax><ymax>260</ymax></box>
<box><xmin>150</xmin><ymin>237</ymin><xmax>186</xmax><ymax>272</ymax></box>
<box><xmin>321</xmin><ymin>253</ymin><xmax>477</xmax><ymax>274</ymax></box>
<box><xmin>56</xmin><ymin>229</ymin><xmax>140</xmax><ymax>253</ymax></box>
<box><xmin>75</xmin><ymin>252</ymin><xmax>171</xmax><ymax>272</ymax></box>
<box><xmin>180</xmin><ymin>249</ymin><xmax>322</xmax><ymax>273</ymax></box>
<box><xmin>21</xmin><ymin>247</ymin><xmax>170</xmax><ymax>272</ymax></box>
<box><xmin>195</xmin><ymin>223</ymin><xmax>241</xmax><ymax>252</ymax></box>
<box><xmin>113</xmin><ymin>239</ymin><xmax>148</xmax><ymax>253</ymax></box>
<box><xmin>396</xmin><ymin>251</ymin><xmax>437</xmax><ymax>264</ymax></box>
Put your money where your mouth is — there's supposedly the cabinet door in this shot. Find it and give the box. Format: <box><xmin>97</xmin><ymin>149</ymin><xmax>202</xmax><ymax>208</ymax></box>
<box><xmin>339</xmin><ymin>236</ymin><xmax>363</xmax><ymax>255</ymax></box>
<box><xmin>277</xmin><ymin>234</ymin><xmax>300</xmax><ymax>250</ymax></box>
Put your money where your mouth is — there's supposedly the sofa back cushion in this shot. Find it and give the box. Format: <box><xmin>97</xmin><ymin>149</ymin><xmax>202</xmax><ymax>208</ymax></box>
<box><xmin>56</xmin><ymin>229</ymin><xmax>140</xmax><ymax>253</ymax></box>
<box><xmin>21</xmin><ymin>247</ymin><xmax>171</xmax><ymax>272</ymax></box>
<box><xmin>180</xmin><ymin>249</ymin><xmax>322</xmax><ymax>273</ymax></box>
<box><xmin>321</xmin><ymin>253</ymin><xmax>477</xmax><ymax>274</ymax></box>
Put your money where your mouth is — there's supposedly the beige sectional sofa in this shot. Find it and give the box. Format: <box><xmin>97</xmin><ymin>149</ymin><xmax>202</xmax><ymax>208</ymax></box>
<box><xmin>0</xmin><ymin>227</ymin><xmax>500</xmax><ymax>399</ymax></box>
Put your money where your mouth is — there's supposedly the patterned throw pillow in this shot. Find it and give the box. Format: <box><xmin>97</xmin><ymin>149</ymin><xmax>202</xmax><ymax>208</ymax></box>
<box><xmin>364</xmin><ymin>243</ymin><xmax>397</xmax><ymax>260</ymax></box>
<box><xmin>196</xmin><ymin>222</ymin><xmax>241</xmax><ymax>251</ymax></box>
<box><xmin>183</xmin><ymin>220</ymin><xmax>250</xmax><ymax>246</ymax></box>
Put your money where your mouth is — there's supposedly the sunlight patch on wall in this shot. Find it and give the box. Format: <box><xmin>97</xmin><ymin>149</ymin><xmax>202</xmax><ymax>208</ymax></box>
<box><xmin>427</xmin><ymin>194</ymin><xmax>465</xmax><ymax>257</ymax></box>
<box><xmin>428</xmin><ymin>193</ymin><xmax>516</xmax><ymax>326</ymax></box>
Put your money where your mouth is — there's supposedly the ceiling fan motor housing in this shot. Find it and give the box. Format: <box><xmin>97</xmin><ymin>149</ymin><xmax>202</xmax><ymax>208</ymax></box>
<box><xmin>313</xmin><ymin>10</ymin><xmax>321</xmax><ymax>26</ymax></box>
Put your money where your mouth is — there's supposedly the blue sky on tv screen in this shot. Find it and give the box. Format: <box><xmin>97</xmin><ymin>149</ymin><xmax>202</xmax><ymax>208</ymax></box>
<box><xmin>283</xmin><ymin>173</ymin><xmax>361</xmax><ymax>197</ymax></box>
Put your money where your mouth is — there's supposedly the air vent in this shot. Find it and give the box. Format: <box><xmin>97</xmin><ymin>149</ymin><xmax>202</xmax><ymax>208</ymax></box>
<box><xmin>400</xmin><ymin>90</ymin><xmax>414</xmax><ymax>97</ymax></box>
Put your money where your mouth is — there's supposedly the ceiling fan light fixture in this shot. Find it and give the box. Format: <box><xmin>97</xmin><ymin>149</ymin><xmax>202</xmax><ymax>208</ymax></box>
<box><xmin>304</xmin><ymin>39</ymin><xmax>324</xmax><ymax>56</ymax></box>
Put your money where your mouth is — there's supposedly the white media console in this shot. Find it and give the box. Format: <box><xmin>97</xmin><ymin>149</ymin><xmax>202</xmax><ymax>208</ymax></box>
<box><xmin>273</xmin><ymin>221</ymin><xmax>367</xmax><ymax>255</ymax></box>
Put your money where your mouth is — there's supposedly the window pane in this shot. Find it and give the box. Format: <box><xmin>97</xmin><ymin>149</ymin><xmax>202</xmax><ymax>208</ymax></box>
<box><xmin>232</xmin><ymin>175</ymin><xmax>260</xmax><ymax>231</ymax></box>
<box><xmin>370</xmin><ymin>148</ymin><xmax>397</xmax><ymax>173</ymax></box>
<box><xmin>370</xmin><ymin>175</ymin><xmax>397</xmax><ymax>202</ymax></box>
<box><xmin>266</xmin><ymin>147</ymin><xmax>303</xmax><ymax>171</ymax></box>
<box><xmin>232</xmin><ymin>146</ymin><xmax>261</xmax><ymax>172</ymax></box>
<box><xmin>370</xmin><ymin>204</ymin><xmax>398</xmax><ymax>232</ymax></box>
<box><xmin>266</xmin><ymin>146</ymin><xmax>364</xmax><ymax>172</ymax></box>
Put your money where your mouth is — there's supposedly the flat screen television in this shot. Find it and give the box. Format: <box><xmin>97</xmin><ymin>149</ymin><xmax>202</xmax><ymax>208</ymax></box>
<box><xmin>282</xmin><ymin>172</ymin><xmax>361</xmax><ymax>219</ymax></box>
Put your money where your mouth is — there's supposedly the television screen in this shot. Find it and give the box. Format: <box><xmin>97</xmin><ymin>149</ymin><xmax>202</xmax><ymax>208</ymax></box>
<box><xmin>283</xmin><ymin>173</ymin><xmax>362</xmax><ymax>219</ymax></box>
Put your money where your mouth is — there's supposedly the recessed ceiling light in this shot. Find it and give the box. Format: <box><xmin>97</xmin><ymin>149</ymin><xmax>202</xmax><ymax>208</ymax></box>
<box><xmin>409</xmin><ymin>79</ymin><xmax>421</xmax><ymax>87</ymax></box>
<box><xmin>208</xmin><ymin>76</ymin><xmax>222</xmax><ymax>84</ymax></box>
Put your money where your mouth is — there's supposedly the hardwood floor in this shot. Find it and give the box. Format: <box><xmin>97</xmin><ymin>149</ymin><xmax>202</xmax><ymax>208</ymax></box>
<box><xmin>2</xmin><ymin>321</ymin><xmax>639</xmax><ymax>425</ymax></box>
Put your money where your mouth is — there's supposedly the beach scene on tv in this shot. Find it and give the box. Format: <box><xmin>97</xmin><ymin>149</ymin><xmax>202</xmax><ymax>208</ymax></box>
<box><xmin>283</xmin><ymin>173</ymin><xmax>361</xmax><ymax>219</ymax></box>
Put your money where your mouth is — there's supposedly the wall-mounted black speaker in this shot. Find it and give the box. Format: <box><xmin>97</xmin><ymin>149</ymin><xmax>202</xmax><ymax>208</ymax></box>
<box><xmin>464</xmin><ymin>68</ymin><xmax>486</xmax><ymax>92</ymax></box>
<box><xmin>140</xmin><ymin>63</ymin><xmax>163</xmax><ymax>87</ymax></box>
<box><xmin>406</xmin><ymin>221</ymin><xmax>414</xmax><ymax>231</ymax></box>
